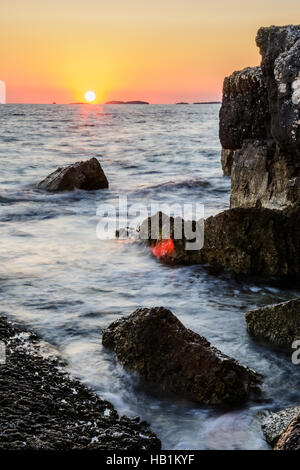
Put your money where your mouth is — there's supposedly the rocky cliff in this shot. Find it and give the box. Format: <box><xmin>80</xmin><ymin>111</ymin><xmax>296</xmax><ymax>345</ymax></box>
<box><xmin>220</xmin><ymin>25</ymin><xmax>300</xmax><ymax>210</ymax></box>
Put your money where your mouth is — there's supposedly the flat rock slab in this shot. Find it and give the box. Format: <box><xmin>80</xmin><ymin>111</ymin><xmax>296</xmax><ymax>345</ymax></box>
<box><xmin>38</xmin><ymin>157</ymin><xmax>109</xmax><ymax>191</ymax></box>
<box><xmin>102</xmin><ymin>307</ymin><xmax>261</xmax><ymax>406</ymax></box>
<box><xmin>0</xmin><ymin>315</ymin><xmax>160</xmax><ymax>450</ymax></box>
<box><xmin>262</xmin><ymin>406</ymin><xmax>300</xmax><ymax>447</ymax></box>
<box><xmin>246</xmin><ymin>298</ymin><xmax>300</xmax><ymax>349</ymax></box>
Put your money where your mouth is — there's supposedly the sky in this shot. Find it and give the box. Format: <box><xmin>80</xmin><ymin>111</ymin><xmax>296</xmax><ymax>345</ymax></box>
<box><xmin>1</xmin><ymin>0</ymin><xmax>300</xmax><ymax>104</ymax></box>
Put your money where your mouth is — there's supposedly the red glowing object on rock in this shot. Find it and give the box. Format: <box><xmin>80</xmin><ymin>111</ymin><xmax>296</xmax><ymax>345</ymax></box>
<box><xmin>150</xmin><ymin>238</ymin><xmax>175</xmax><ymax>258</ymax></box>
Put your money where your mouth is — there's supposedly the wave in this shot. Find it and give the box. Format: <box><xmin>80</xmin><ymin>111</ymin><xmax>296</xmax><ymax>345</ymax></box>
<box><xmin>133</xmin><ymin>178</ymin><xmax>212</xmax><ymax>194</ymax></box>
<box><xmin>0</xmin><ymin>208</ymin><xmax>73</xmax><ymax>223</ymax></box>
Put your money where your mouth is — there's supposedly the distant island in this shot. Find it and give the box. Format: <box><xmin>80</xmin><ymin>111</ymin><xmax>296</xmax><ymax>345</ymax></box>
<box><xmin>175</xmin><ymin>101</ymin><xmax>221</xmax><ymax>105</ymax></box>
<box><xmin>105</xmin><ymin>100</ymin><xmax>149</xmax><ymax>105</ymax></box>
<box><xmin>67</xmin><ymin>100</ymin><xmax>221</xmax><ymax>106</ymax></box>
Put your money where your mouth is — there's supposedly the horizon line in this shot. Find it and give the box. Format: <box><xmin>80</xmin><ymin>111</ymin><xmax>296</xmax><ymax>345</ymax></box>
<box><xmin>1</xmin><ymin>101</ymin><xmax>222</xmax><ymax>105</ymax></box>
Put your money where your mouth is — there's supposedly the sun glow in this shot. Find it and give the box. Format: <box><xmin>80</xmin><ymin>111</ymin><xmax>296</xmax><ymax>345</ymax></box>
<box><xmin>85</xmin><ymin>90</ymin><xmax>96</xmax><ymax>102</ymax></box>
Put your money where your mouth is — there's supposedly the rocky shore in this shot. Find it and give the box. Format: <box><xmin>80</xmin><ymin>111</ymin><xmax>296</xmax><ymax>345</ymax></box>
<box><xmin>0</xmin><ymin>315</ymin><xmax>160</xmax><ymax>450</ymax></box>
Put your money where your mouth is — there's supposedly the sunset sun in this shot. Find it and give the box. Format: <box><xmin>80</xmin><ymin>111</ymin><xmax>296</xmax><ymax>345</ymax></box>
<box><xmin>85</xmin><ymin>90</ymin><xmax>96</xmax><ymax>102</ymax></box>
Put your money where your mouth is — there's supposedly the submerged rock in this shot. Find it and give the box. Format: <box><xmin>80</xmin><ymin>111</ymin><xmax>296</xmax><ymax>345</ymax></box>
<box><xmin>0</xmin><ymin>315</ymin><xmax>160</xmax><ymax>450</ymax></box>
<box><xmin>246</xmin><ymin>299</ymin><xmax>300</xmax><ymax>349</ymax></box>
<box><xmin>102</xmin><ymin>307</ymin><xmax>261</xmax><ymax>405</ymax></box>
<box><xmin>220</xmin><ymin>25</ymin><xmax>300</xmax><ymax>210</ymax></box>
<box><xmin>38</xmin><ymin>157</ymin><xmax>108</xmax><ymax>191</ymax></box>
<box><xmin>138</xmin><ymin>208</ymin><xmax>300</xmax><ymax>282</ymax></box>
<box><xmin>262</xmin><ymin>406</ymin><xmax>300</xmax><ymax>448</ymax></box>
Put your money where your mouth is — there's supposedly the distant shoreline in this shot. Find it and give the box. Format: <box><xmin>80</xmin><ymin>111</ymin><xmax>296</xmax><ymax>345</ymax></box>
<box><xmin>104</xmin><ymin>100</ymin><xmax>150</xmax><ymax>105</ymax></box>
<box><xmin>66</xmin><ymin>101</ymin><xmax>221</xmax><ymax>105</ymax></box>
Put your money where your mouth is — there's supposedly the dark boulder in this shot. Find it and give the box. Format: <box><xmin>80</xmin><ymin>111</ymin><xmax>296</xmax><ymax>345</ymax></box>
<box><xmin>201</xmin><ymin>206</ymin><xmax>300</xmax><ymax>280</ymax></box>
<box><xmin>201</xmin><ymin>208</ymin><xmax>287</xmax><ymax>278</ymax></box>
<box><xmin>38</xmin><ymin>157</ymin><xmax>108</xmax><ymax>191</ymax></box>
<box><xmin>102</xmin><ymin>307</ymin><xmax>261</xmax><ymax>405</ymax></box>
<box><xmin>246</xmin><ymin>299</ymin><xmax>300</xmax><ymax>349</ymax></box>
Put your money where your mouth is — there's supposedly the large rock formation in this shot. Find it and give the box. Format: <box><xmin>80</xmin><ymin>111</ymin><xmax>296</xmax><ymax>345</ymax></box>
<box><xmin>102</xmin><ymin>307</ymin><xmax>261</xmax><ymax>405</ymax></box>
<box><xmin>220</xmin><ymin>25</ymin><xmax>300</xmax><ymax>210</ymax></box>
<box><xmin>246</xmin><ymin>299</ymin><xmax>300</xmax><ymax>349</ymax></box>
<box><xmin>138</xmin><ymin>208</ymin><xmax>300</xmax><ymax>281</ymax></box>
<box><xmin>38</xmin><ymin>157</ymin><xmax>108</xmax><ymax>191</ymax></box>
<box><xmin>262</xmin><ymin>406</ymin><xmax>300</xmax><ymax>448</ymax></box>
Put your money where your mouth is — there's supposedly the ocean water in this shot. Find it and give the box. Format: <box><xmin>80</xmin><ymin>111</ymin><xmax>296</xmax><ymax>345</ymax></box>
<box><xmin>0</xmin><ymin>103</ymin><xmax>299</xmax><ymax>450</ymax></box>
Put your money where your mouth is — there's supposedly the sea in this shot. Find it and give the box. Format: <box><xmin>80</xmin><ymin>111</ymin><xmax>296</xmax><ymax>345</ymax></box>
<box><xmin>1</xmin><ymin>103</ymin><xmax>299</xmax><ymax>449</ymax></box>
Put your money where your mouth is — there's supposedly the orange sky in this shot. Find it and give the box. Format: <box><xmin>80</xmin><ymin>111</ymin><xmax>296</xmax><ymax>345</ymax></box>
<box><xmin>1</xmin><ymin>0</ymin><xmax>300</xmax><ymax>104</ymax></box>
